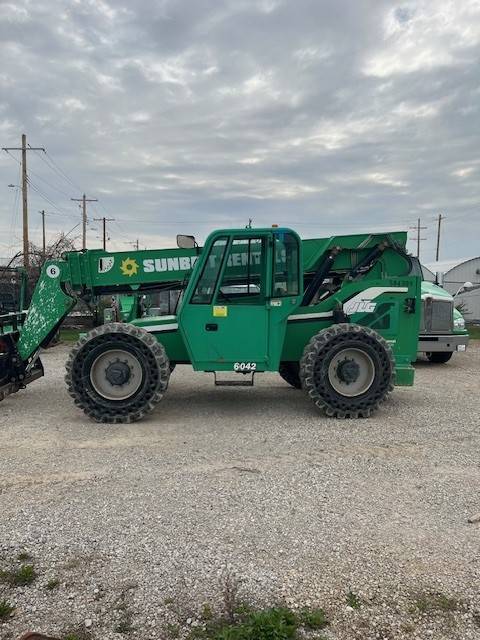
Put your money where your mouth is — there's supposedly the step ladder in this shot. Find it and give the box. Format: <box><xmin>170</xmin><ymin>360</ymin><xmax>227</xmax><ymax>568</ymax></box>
<box><xmin>213</xmin><ymin>372</ymin><xmax>255</xmax><ymax>387</ymax></box>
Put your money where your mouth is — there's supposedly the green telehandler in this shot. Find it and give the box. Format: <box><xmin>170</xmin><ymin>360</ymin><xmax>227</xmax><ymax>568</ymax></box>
<box><xmin>0</xmin><ymin>227</ymin><xmax>421</xmax><ymax>422</ymax></box>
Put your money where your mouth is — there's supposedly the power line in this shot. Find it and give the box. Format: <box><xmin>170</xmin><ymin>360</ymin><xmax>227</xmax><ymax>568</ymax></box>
<box><xmin>3</xmin><ymin>149</ymin><xmax>21</xmax><ymax>166</ymax></box>
<box><xmin>26</xmin><ymin>166</ymin><xmax>72</xmax><ymax>199</ymax></box>
<box><xmin>112</xmin><ymin>221</ymin><xmax>132</xmax><ymax>241</ymax></box>
<box><xmin>97</xmin><ymin>200</ymin><xmax>114</xmax><ymax>218</ymax></box>
<box><xmin>32</xmin><ymin>148</ymin><xmax>84</xmax><ymax>193</ymax></box>
<box><xmin>27</xmin><ymin>177</ymin><xmax>78</xmax><ymax>219</ymax></box>
<box><xmin>27</xmin><ymin>178</ymin><xmax>66</xmax><ymax>214</ymax></box>
<box><xmin>46</xmin><ymin>150</ymin><xmax>83</xmax><ymax>192</ymax></box>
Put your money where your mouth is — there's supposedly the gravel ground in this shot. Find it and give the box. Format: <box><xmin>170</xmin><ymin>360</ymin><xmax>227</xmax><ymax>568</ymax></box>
<box><xmin>0</xmin><ymin>343</ymin><xmax>479</xmax><ymax>640</ymax></box>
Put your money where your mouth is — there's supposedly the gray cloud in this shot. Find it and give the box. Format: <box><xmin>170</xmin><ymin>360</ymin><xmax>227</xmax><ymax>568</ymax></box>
<box><xmin>1</xmin><ymin>0</ymin><xmax>479</xmax><ymax>262</ymax></box>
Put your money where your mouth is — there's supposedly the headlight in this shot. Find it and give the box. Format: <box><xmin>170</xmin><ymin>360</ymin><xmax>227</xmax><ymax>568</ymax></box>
<box><xmin>454</xmin><ymin>317</ymin><xmax>465</xmax><ymax>329</ymax></box>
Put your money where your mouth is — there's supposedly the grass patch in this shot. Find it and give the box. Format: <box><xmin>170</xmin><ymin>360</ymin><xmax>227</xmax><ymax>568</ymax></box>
<box><xmin>221</xmin><ymin>569</ymin><xmax>241</xmax><ymax>623</ymax></box>
<box><xmin>0</xmin><ymin>599</ymin><xmax>15</xmax><ymax>619</ymax></box>
<box><xmin>17</xmin><ymin>551</ymin><xmax>31</xmax><ymax>561</ymax></box>
<box><xmin>346</xmin><ymin>590</ymin><xmax>361</xmax><ymax>609</ymax></box>
<box><xmin>298</xmin><ymin>606</ymin><xmax>329</xmax><ymax>629</ymax></box>
<box><xmin>46</xmin><ymin>578</ymin><xmax>60</xmax><ymax>590</ymax></box>
<box><xmin>59</xmin><ymin>328</ymin><xmax>81</xmax><ymax>343</ymax></box>
<box><xmin>467</xmin><ymin>325</ymin><xmax>480</xmax><ymax>340</ymax></box>
<box><xmin>0</xmin><ymin>564</ymin><xmax>37</xmax><ymax>586</ymax></box>
<box><xmin>201</xmin><ymin>603</ymin><xmax>214</xmax><ymax>621</ymax></box>
<box><xmin>114</xmin><ymin>619</ymin><xmax>135</xmax><ymax>634</ymax></box>
<box><xmin>186</xmin><ymin>606</ymin><xmax>328</xmax><ymax>640</ymax></box>
<box><xmin>413</xmin><ymin>592</ymin><xmax>459</xmax><ymax>614</ymax></box>
<box><xmin>165</xmin><ymin>623</ymin><xmax>181</xmax><ymax>638</ymax></box>
<box><xmin>113</xmin><ymin>589</ymin><xmax>135</xmax><ymax>635</ymax></box>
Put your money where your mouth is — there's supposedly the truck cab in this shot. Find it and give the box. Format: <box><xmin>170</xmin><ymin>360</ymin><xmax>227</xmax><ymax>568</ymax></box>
<box><xmin>418</xmin><ymin>281</ymin><xmax>468</xmax><ymax>363</ymax></box>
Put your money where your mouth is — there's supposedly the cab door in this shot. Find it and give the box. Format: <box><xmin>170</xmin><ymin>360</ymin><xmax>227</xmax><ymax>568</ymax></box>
<box><xmin>179</xmin><ymin>233</ymin><xmax>272</xmax><ymax>371</ymax></box>
<box><xmin>267</xmin><ymin>230</ymin><xmax>303</xmax><ymax>370</ymax></box>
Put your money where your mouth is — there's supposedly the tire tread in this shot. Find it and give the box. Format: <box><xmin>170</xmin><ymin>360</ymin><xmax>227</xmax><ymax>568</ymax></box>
<box><xmin>65</xmin><ymin>322</ymin><xmax>169</xmax><ymax>423</ymax></box>
<box><xmin>299</xmin><ymin>323</ymin><xmax>395</xmax><ymax>419</ymax></box>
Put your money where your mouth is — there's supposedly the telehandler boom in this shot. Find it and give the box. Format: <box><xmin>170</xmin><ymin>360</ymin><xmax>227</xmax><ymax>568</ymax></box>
<box><xmin>0</xmin><ymin>227</ymin><xmax>421</xmax><ymax>422</ymax></box>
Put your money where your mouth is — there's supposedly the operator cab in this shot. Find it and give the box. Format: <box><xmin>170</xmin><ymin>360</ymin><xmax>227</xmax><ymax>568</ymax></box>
<box><xmin>178</xmin><ymin>228</ymin><xmax>302</xmax><ymax>373</ymax></box>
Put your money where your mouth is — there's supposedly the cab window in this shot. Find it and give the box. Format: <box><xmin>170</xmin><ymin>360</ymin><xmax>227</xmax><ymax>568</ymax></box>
<box><xmin>217</xmin><ymin>238</ymin><xmax>265</xmax><ymax>304</ymax></box>
<box><xmin>191</xmin><ymin>237</ymin><xmax>228</xmax><ymax>304</ymax></box>
<box><xmin>273</xmin><ymin>232</ymin><xmax>299</xmax><ymax>296</ymax></box>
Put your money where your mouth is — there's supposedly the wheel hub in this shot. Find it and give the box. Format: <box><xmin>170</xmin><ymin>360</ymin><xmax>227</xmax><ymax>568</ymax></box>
<box><xmin>89</xmin><ymin>348</ymin><xmax>143</xmax><ymax>401</ymax></box>
<box><xmin>327</xmin><ymin>347</ymin><xmax>375</xmax><ymax>397</ymax></box>
<box><xmin>105</xmin><ymin>359</ymin><xmax>131</xmax><ymax>386</ymax></box>
<box><xmin>336</xmin><ymin>358</ymin><xmax>360</xmax><ymax>384</ymax></box>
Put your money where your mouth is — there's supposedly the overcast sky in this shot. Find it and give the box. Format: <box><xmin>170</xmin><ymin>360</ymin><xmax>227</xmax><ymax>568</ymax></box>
<box><xmin>1</xmin><ymin>0</ymin><xmax>479</xmax><ymax>264</ymax></box>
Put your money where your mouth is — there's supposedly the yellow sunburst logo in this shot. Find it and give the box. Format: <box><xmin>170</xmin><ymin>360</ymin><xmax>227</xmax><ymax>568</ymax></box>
<box><xmin>120</xmin><ymin>257</ymin><xmax>139</xmax><ymax>277</ymax></box>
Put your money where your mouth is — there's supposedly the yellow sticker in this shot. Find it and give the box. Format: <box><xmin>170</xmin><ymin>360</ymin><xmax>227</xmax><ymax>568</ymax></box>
<box><xmin>213</xmin><ymin>305</ymin><xmax>228</xmax><ymax>317</ymax></box>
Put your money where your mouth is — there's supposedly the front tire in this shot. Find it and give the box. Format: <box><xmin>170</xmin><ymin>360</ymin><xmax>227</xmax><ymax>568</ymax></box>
<box><xmin>427</xmin><ymin>351</ymin><xmax>453</xmax><ymax>364</ymax></box>
<box><xmin>65</xmin><ymin>323</ymin><xmax>170</xmax><ymax>423</ymax></box>
<box><xmin>300</xmin><ymin>323</ymin><xmax>395</xmax><ymax>418</ymax></box>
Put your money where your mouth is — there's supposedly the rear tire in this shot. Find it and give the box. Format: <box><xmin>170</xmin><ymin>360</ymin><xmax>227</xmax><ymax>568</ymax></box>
<box><xmin>65</xmin><ymin>323</ymin><xmax>170</xmax><ymax>423</ymax></box>
<box><xmin>279</xmin><ymin>362</ymin><xmax>301</xmax><ymax>389</ymax></box>
<box><xmin>300</xmin><ymin>323</ymin><xmax>395</xmax><ymax>418</ymax></box>
<box><xmin>427</xmin><ymin>351</ymin><xmax>453</xmax><ymax>364</ymax></box>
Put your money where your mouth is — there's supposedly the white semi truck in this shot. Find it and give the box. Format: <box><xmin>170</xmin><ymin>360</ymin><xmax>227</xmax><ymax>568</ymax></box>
<box><xmin>417</xmin><ymin>281</ymin><xmax>469</xmax><ymax>363</ymax></box>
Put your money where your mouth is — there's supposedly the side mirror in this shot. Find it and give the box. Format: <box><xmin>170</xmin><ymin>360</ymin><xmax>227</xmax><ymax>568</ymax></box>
<box><xmin>177</xmin><ymin>234</ymin><xmax>196</xmax><ymax>250</ymax></box>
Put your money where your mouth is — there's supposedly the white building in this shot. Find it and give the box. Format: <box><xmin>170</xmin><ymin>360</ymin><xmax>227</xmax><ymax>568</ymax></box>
<box><xmin>425</xmin><ymin>257</ymin><xmax>480</xmax><ymax>321</ymax></box>
<box><xmin>421</xmin><ymin>264</ymin><xmax>436</xmax><ymax>283</ymax></box>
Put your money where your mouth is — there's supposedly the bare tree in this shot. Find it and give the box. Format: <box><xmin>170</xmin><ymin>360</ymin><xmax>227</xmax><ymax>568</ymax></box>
<box><xmin>8</xmin><ymin>233</ymin><xmax>79</xmax><ymax>302</ymax></box>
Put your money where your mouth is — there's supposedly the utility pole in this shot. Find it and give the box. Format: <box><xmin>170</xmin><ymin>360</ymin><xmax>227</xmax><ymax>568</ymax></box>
<box><xmin>435</xmin><ymin>213</ymin><xmax>444</xmax><ymax>262</ymax></box>
<box><xmin>40</xmin><ymin>210</ymin><xmax>46</xmax><ymax>260</ymax></box>
<box><xmin>409</xmin><ymin>218</ymin><xmax>427</xmax><ymax>259</ymax></box>
<box><xmin>2</xmin><ymin>134</ymin><xmax>45</xmax><ymax>269</ymax></box>
<box><xmin>126</xmin><ymin>239</ymin><xmax>140</xmax><ymax>251</ymax></box>
<box><xmin>71</xmin><ymin>194</ymin><xmax>98</xmax><ymax>250</ymax></box>
<box><xmin>93</xmin><ymin>217</ymin><xmax>115</xmax><ymax>251</ymax></box>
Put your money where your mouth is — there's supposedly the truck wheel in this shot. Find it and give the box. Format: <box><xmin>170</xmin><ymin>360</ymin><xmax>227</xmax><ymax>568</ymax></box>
<box><xmin>279</xmin><ymin>362</ymin><xmax>301</xmax><ymax>389</ymax></box>
<box><xmin>300</xmin><ymin>323</ymin><xmax>395</xmax><ymax>418</ymax></box>
<box><xmin>426</xmin><ymin>351</ymin><xmax>453</xmax><ymax>364</ymax></box>
<box><xmin>65</xmin><ymin>323</ymin><xmax>170</xmax><ymax>423</ymax></box>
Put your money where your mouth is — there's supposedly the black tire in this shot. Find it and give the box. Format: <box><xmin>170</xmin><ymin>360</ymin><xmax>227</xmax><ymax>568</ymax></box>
<box><xmin>65</xmin><ymin>322</ymin><xmax>170</xmax><ymax>423</ymax></box>
<box><xmin>279</xmin><ymin>362</ymin><xmax>301</xmax><ymax>389</ymax></box>
<box><xmin>426</xmin><ymin>351</ymin><xmax>453</xmax><ymax>364</ymax></box>
<box><xmin>300</xmin><ymin>323</ymin><xmax>395</xmax><ymax>418</ymax></box>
